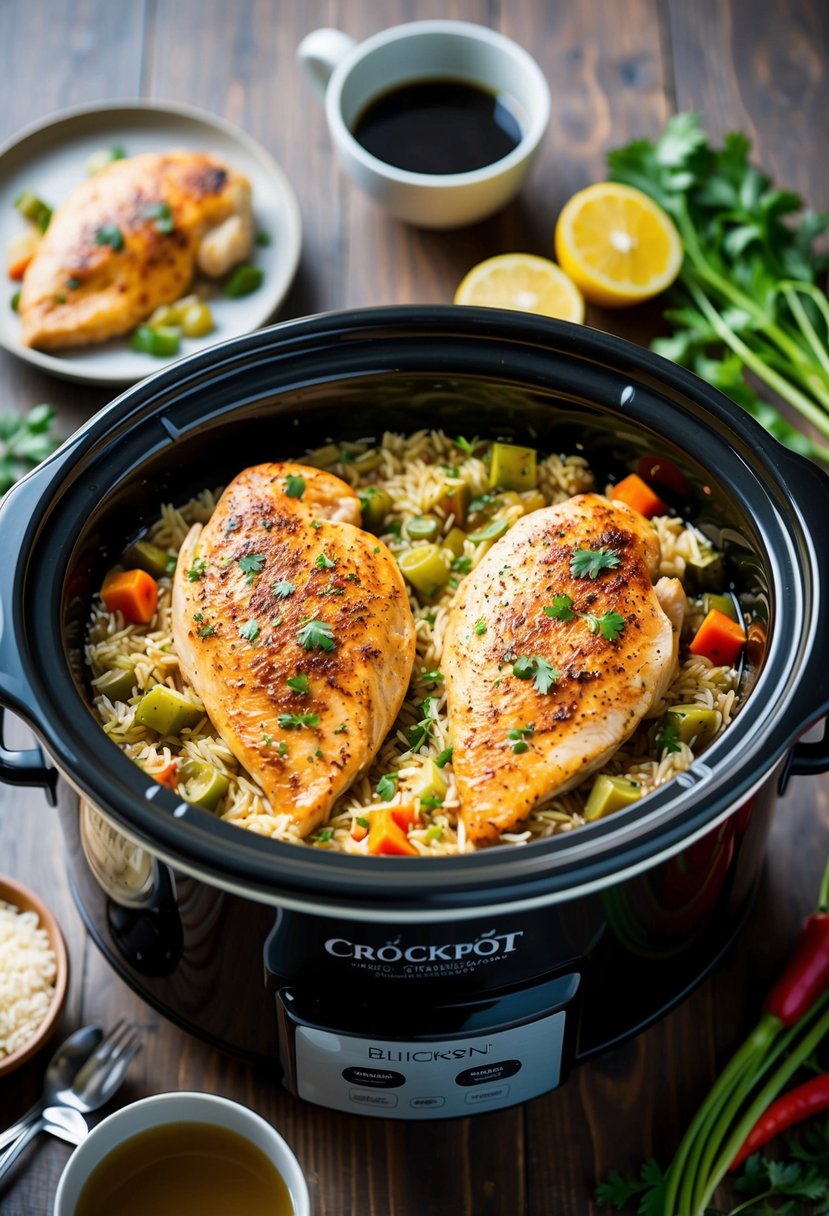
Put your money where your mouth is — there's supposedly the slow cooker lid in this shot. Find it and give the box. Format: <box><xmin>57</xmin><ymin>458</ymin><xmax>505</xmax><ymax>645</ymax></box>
<box><xmin>5</xmin><ymin>307</ymin><xmax>829</xmax><ymax>913</ymax></box>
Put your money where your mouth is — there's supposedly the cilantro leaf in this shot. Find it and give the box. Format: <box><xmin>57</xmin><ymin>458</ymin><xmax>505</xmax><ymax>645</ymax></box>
<box><xmin>272</xmin><ymin>580</ymin><xmax>296</xmax><ymax>598</ymax></box>
<box><xmin>435</xmin><ymin>746</ymin><xmax>453</xmax><ymax>768</ymax></box>
<box><xmin>0</xmin><ymin>404</ymin><xmax>58</xmax><ymax>496</ymax></box>
<box><xmin>94</xmin><ymin>223</ymin><xmax>124</xmax><ymax>251</ymax></box>
<box><xmin>277</xmin><ymin>712</ymin><xmax>319</xmax><ymax>729</ymax></box>
<box><xmin>142</xmin><ymin>201</ymin><xmax>174</xmax><ymax>233</ymax></box>
<box><xmin>198</xmin><ymin>623</ymin><xmax>216</xmax><ymax>638</ymax></box>
<box><xmin>570</xmin><ymin>547</ymin><xmax>622</xmax><ymax>579</ymax></box>
<box><xmin>582</xmin><ymin>610</ymin><xmax>627</xmax><ymax>642</ymax></box>
<box><xmin>239</xmin><ymin>619</ymin><xmax>260</xmax><ymax>643</ymax></box>
<box><xmin>657</xmin><ymin>722</ymin><xmax>682</xmax><ymax>756</ymax></box>
<box><xmin>512</xmin><ymin>656</ymin><xmax>536</xmax><ymax>681</ymax></box>
<box><xmin>186</xmin><ymin>557</ymin><xmax>207</xmax><ymax>582</ymax></box>
<box><xmin>315</xmin><ymin>551</ymin><xmax>336</xmax><ymax>570</ymax></box>
<box><xmin>512</xmin><ymin>656</ymin><xmax>560</xmax><ymax>693</ymax></box>
<box><xmin>238</xmin><ymin>553</ymin><xmax>265</xmax><ymax>583</ymax></box>
<box><xmin>545</xmin><ymin>594</ymin><xmax>575</xmax><ymax>622</ymax></box>
<box><xmin>286</xmin><ymin>674</ymin><xmax>310</xmax><ymax>694</ymax></box>
<box><xmin>284</xmin><ymin>474</ymin><xmax>306</xmax><ymax>499</ymax></box>
<box><xmin>312</xmin><ymin>827</ymin><xmax>334</xmax><ymax>842</ymax></box>
<box><xmin>376</xmin><ymin>773</ymin><xmax>398</xmax><ymax>801</ymax></box>
<box><xmin>454</xmin><ymin>435</ymin><xmax>478</xmax><ymax>455</ymax></box>
<box><xmin>297</xmin><ymin>619</ymin><xmax>335</xmax><ymax>651</ymax></box>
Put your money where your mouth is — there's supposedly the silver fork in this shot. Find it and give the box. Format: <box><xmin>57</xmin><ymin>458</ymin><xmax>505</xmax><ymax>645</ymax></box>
<box><xmin>0</xmin><ymin>1020</ymin><xmax>142</xmax><ymax>1186</ymax></box>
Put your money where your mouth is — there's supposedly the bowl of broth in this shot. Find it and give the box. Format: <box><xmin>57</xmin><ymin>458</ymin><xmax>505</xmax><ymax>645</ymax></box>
<box><xmin>53</xmin><ymin>1092</ymin><xmax>309</xmax><ymax>1216</ymax></box>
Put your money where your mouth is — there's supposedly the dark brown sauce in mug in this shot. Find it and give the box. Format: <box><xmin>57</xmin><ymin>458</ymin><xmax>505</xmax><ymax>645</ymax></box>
<box><xmin>353</xmin><ymin>78</ymin><xmax>523</xmax><ymax>174</ymax></box>
<box><xmin>73</xmin><ymin>1122</ymin><xmax>294</xmax><ymax>1216</ymax></box>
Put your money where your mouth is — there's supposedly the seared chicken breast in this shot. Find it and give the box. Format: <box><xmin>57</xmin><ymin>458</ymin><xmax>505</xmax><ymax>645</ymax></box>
<box><xmin>443</xmin><ymin>493</ymin><xmax>685</xmax><ymax>844</ymax></box>
<box><xmin>171</xmin><ymin>463</ymin><xmax>417</xmax><ymax>837</ymax></box>
<box><xmin>19</xmin><ymin>152</ymin><xmax>252</xmax><ymax>350</ymax></box>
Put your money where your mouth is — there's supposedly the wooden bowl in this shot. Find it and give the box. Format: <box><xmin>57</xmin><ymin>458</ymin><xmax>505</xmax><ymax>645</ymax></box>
<box><xmin>0</xmin><ymin>875</ymin><xmax>69</xmax><ymax>1079</ymax></box>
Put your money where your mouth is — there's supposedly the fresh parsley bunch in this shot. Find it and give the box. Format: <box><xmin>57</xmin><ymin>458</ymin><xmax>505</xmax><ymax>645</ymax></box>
<box><xmin>0</xmin><ymin>404</ymin><xmax>57</xmax><ymax>495</ymax></box>
<box><xmin>608</xmin><ymin>113</ymin><xmax>829</xmax><ymax>464</ymax></box>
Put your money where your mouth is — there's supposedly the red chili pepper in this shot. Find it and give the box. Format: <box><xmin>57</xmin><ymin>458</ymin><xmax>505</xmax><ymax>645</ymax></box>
<box><xmin>730</xmin><ymin>1074</ymin><xmax>829</xmax><ymax>1169</ymax></box>
<box><xmin>763</xmin><ymin>913</ymin><xmax>829</xmax><ymax>1026</ymax></box>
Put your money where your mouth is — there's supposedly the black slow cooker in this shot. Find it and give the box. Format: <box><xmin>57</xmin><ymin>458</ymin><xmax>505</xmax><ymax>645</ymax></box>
<box><xmin>1</xmin><ymin>307</ymin><xmax>828</xmax><ymax>1120</ymax></box>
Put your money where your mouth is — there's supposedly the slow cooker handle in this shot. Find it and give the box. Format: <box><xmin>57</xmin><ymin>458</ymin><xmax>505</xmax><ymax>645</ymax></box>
<box><xmin>0</xmin><ymin>708</ymin><xmax>57</xmax><ymax>805</ymax></box>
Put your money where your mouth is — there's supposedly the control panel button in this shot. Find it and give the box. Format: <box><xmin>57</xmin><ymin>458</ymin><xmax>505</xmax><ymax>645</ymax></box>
<box><xmin>349</xmin><ymin>1089</ymin><xmax>399</xmax><ymax>1109</ymax></box>
<box><xmin>465</xmin><ymin>1084</ymin><xmax>510</xmax><ymax>1105</ymax></box>
<box><xmin>410</xmin><ymin>1096</ymin><xmax>446</xmax><ymax>1109</ymax></box>
<box><xmin>342</xmin><ymin>1066</ymin><xmax>406</xmax><ymax>1088</ymax></box>
<box><xmin>455</xmin><ymin>1059</ymin><xmax>522</xmax><ymax>1087</ymax></box>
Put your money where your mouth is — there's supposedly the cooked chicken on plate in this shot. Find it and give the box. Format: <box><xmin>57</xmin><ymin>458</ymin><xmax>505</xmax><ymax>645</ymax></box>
<box><xmin>443</xmin><ymin>493</ymin><xmax>686</xmax><ymax>845</ymax></box>
<box><xmin>18</xmin><ymin>151</ymin><xmax>252</xmax><ymax>350</ymax></box>
<box><xmin>171</xmin><ymin>462</ymin><xmax>417</xmax><ymax>838</ymax></box>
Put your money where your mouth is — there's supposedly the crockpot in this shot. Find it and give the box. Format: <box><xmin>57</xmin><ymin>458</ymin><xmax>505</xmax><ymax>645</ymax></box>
<box><xmin>1</xmin><ymin>307</ymin><xmax>828</xmax><ymax>1120</ymax></box>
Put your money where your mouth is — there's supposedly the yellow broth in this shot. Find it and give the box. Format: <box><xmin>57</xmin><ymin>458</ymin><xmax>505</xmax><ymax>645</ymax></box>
<box><xmin>73</xmin><ymin>1121</ymin><xmax>294</xmax><ymax>1216</ymax></box>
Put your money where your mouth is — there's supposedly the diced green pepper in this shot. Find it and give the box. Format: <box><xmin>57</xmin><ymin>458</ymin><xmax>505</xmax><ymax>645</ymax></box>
<box><xmin>433</xmin><ymin>478</ymin><xmax>470</xmax><ymax>525</ymax></box>
<box><xmin>93</xmin><ymin>666</ymin><xmax>136</xmax><ymax>703</ymax></box>
<box><xmin>398</xmin><ymin>544</ymin><xmax>451</xmax><ymax>596</ymax></box>
<box><xmin>122</xmin><ymin>539</ymin><xmax>176</xmax><ymax>579</ymax></box>
<box><xmin>10</xmin><ymin>291</ymin><xmax>20</xmax><ymax>313</ymax></box>
<box><xmin>684</xmin><ymin>547</ymin><xmax>725</xmax><ymax>593</ymax></box>
<box><xmin>135</xmin><ymin>686</ymin><xmax>203</xmax><ymax>735</ymax></box>
<box><xmin>406</xmin><ymin>515</ymin><xmax>440</xmax><ymax>542</ymax></box>
<box><xmin>15</xmin><ymin>190</ymin><xmax>52</xmax><ymax>232</ymax></box>
<box><xmin>178</xmin><ymin>759</ymin><xmax>229</xmax><ymax>811</ymax></box>
<box><xmin>358</xmin><ymin>486</ymin><xmax>393</xmax><ymax>530</ymax></box>
<box><xmin>443</xmin><ymin>527</ymin><xmax>467</xmax><ymax>558</ymax></box>
<box><xmin>665</xmin><ymin>704</ymin><xmax>719</xmax><ymax>749</ymax></box>
<box><xmin>702</xmin><ymin>592</ymin><xmax>738</xmax><ymax>621</ymax></box>
<box><xmin>584</xmin><ymin>774</ymin><xmax>642</xmax><ymax>821</ymax></box>
<box><xmin>488</xmin><ymin>442</ymin><xmax>537</xmax><ymax>491</ymax></box>
<box><xmin>130</xmin><ymin>325</ymin><xmax>181</xmax><ymax>357</ymax></box>
<box><xmin>468</xmin><ymin>517</ymin><xmax>510</xmax><ymax>544</ymax></box>
<box><xmin>410</xmin><ymin>758</ymin><xmax>448</xmax><ymax>804</ymax></box>
<box><xmin>224</xmin><ymin>264</ymin><xmax>263</xmax><ymax>298</ymax></box>
<box><xmin>303</xmin><ymin>443</ymin><xmax>340</xmax><ymax>468</ymax></box>
<box><xmin>352</xmin><ymin>449</ymin><xmax>383</xmax><ymax>473</ymax></box>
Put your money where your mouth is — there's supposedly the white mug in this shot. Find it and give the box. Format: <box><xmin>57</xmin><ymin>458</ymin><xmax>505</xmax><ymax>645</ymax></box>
<box><xmin>297</xmin><ymin>19</ymin><xmax>551</xmax><ymax>229</ymax></box>
<box><xmin>53</xmin><ymin>1091</ymin><xmax>310</xmax><ymax>1216</ymax></box>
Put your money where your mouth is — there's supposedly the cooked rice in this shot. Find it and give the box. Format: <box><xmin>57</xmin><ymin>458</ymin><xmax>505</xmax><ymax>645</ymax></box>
<box><xmin>85</xmin><ymin>430</ymin><xmax>742</xmax><ymax>855</ymax></box>
<box><xmin>0</xmin><ymin>900</ymin><xmax>57</xmax><ymax>1059</ymax></box>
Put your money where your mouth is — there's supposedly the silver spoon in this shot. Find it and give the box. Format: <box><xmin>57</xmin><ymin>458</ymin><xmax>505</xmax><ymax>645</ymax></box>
<box><xmin>0</xmin><ymin>1024</ymin><xmax>103</xmax><ymax>1151</ymax></box>
<box><xmin>0</xmin><ymin>1107</ymin><xmax>87</xmax><ymax>1187</ymax></box>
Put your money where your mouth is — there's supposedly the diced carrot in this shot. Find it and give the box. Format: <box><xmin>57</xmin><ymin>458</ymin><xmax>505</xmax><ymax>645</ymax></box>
<box><xmin>391</xmin><ymin>801</ymin><xmax>421</xmax><ymax>832</ymax></box>
<box><xmin>350</xmin><ymin>819</ymin><xmax>368</xmax><ymax>842</ymax></box>
<box><xmin>6</xmin><ymin>228</ymin><xmax>40</xmax><ymax>280</ymax></box>
<box><xmin>367</xmin><ymin>807</ymin><xmax>418</xmax><ymax>856</ymax></box>
<box><xmin>155</xmin><ymin>761</ymin><xmax>179</xmax><ymax>789</ymax></box>
<box><xmin>611</xmin><ymin>472</ymin><xmax>668</xmax><ymax>518</ymax></box>
<box><xmin>101</xmin><ymin>568</ymin><xmax>159</xmax><ymax>624</ymax></box>
<box><xmin>689</xmin><ymin>608</ymin><xmax>747</xmax><ymax>667</ymax></box>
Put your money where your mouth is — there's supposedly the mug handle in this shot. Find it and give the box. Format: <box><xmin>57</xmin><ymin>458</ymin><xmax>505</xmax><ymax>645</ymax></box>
<box><xmin>296</xmin><ymin>28</ymin><xmax>357</xmax><ymax>99</ymax></box>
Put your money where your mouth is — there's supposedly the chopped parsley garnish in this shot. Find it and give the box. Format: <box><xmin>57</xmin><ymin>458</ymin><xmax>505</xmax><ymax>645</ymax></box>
<box><xmin>441</xmin><ymin>464</ymin><xmax>460</xmax><ymax>477</ymax></box>
<box><xmin>407</xmin><ymin>715</ymin><xmax>434</xmax><ymax>753</ymax></box>
<box><xmin>376</xmin><ymin>773</ymin><xmax>398</xmax><ymax>801</ymax></box>
<box><xmin>474</xmin><ymin>618</ymin><xmax>487</xmax><ymax>636</ymax></box>
<box><xmin>451</xmin><ymin>555</ymin><xmax>473</xmax><ymax>574</ymax></box>
<box><xmin>513</xmin><ymin>655</ymin><xmax>560</xmax><ymax>693</ymax></box>
<box><xmin>421</xmin><ymin>669</ymin><xmax>443</xmax><ymax>683</ymax></box>
<box><xmin>545</xmin><ymin>595</ymin><xmax>626</xmax><ymax>641</ymax></box>
<box><xmin>314</xmin><ymin>746</ymin><xmax>323</xmax><ymax>759</ymax></box>
<box><xmin>143</xmin><ymin>201</ymin><xmax>174</xmax><ymax>233</ymax></box>
<box><xmin>284</xmin><ymin>474</ymin><xmax>306</xmax><ymax>499</ymax></box>
<box><xmin>198</xmin><ymin>624</ymin><xmax>216</xmax><ymax>638</ymax></box>
<box><xmin>420</xmin><ymin>794</ymin><xmax>444</xmax><ymax>810</ymax></box>
<box><xmin>186</xmin><ymin>557</ymin><xmax>207</xmax><ymax>581</ymax></box>
<box><xmin>570</xmin><ymin>547</ymin><xmax>622</xmax><ymax>579</ymax></box>
<box><xmin>272</xmin><ymin>580</ymin><xmax>296</xmax><ymax>598</ymax></box>
<box><xmin>286</xmin><ymin>674</ymin><xmax>310</xmax><ymax>694</ymax></box>
<box><xmin>315</xmin><ymin>551</ymin><xmax>336</xmax><ymax>570</ymax></box>
<box><xmin>454</xmin><ymin>435</ymin><xmax>478</xmax><ymax>455</ymax></box>
<box><xmin>277</xmin><ymin>741</ymin><xmax>289</xmax><ymax>757</ymax></box>
<box><xmin>262</xmin><ymin>733</ymin><xmax>273</xmax><ymax>746</ymax></box>
<box><xmin>508</xmin><ymin>725</ymin><xmax>534</xmax><ymax>755</ymax></box>
<box><xmin>277</xmin><ymin>712</ymin><xmax>320</xmax><ymax>729</ymax></box>
<box><xmin>335</xmin><ymin>721</ymin><xmax>349</xmax><ymax>734</ymax></box>
<box><xmin>312</xmin><ymin>520</ymin><xmax>323</xmax><ymax>531</ymax></box>
<box><xmin>297</xmin><ymin>619</ymin><xmax>335</xmax><ymax>651</ymax></box>
<box><xmin>239</xmin><ymin>619</ymin><xmax>260</xmax><ymax>643</ymax></box>
<box><xmin>238</xmin><ymin>552</ymin><xmax>266</xmax><ymax>583</ymax></box>
<box><xmin>355</xmin><ymin>815</ymin><xmax>369</xmax><ymax>829</ymax></box>
<box><xmin>312</xmin><ymin>827</ymin><xmax>334</xmax><ymax>842</ymax></box>
<box><xmin>657</xmin><ymin>722</ymin><xmax>682</xmax><ymax>756</ymax></box>
<box><xmin>193</xmin><ymin>612</ymin><xmax>203</xmax><ymax>622</ymax></box>
<box><xmin>94</xmin><ymin>223</ymin><xmax>124</xmax><ymax>251</ymax></box>
<box><xmin>345</xmin><ymin>572</ymin><xmax>359</xmax><ymax>582</ymax></box>
<box><xmin>435</xmin><ymin>746</ymin><xmax>454</xmax><ymax>768</ymax></box>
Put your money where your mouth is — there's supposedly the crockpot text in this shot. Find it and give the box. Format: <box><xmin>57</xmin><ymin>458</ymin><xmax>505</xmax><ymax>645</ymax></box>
<box><xmin>324</xmin><ymin>930</ymin><xmax>524</xmax><ymax>963</ymax></box>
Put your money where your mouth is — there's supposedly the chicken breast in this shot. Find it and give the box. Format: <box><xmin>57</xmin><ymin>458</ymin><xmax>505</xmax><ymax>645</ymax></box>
<box><xmin>442</xmin><ymin>493</ymin><xmax>685</xmax><ymax>845</ymax></box>
<box><xmin>171</xmin><ymin>462</ymin><xmax>417</xmax><ymax>837</ymax></box>
<box><xmin>19</xmin><ymin>151</ymin><xmax>252</xmax><ymax>350</ymax></box>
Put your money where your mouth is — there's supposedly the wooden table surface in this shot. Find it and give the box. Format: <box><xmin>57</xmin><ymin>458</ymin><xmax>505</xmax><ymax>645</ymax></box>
<box><xmin>0</xmin><ymin>1</ymin><xmax>827</xmax><ymax>1213</ymax></box>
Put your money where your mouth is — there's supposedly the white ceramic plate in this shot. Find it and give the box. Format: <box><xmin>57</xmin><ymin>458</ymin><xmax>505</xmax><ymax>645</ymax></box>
<box><xmin>0</xmin><ymin>100</ymin><xmax>302</xmax><ymax>386</ymax></box>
